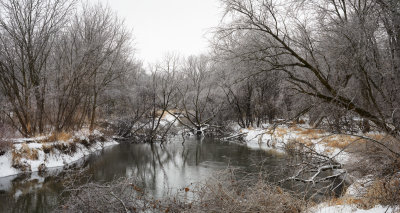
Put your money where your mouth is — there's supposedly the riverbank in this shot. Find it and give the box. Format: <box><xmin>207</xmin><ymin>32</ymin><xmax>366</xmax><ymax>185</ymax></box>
<box><xmin>233</xmin><ymin>123</ymin><xmax>355</xmax><ymax>163</ymax></box>
<box><xmin>228</xmin><ymin>122</ymin><xmax>398</xmax><ymax>212</ymax></box>
<box><xmin>1</xmin><ymin>120</ymin><xmax>397</xmax><ymax>212</ymax></box>
<box><xmin>0</xmin><ymin>129</ymin><xmax>118</xmax><ymax>178</ymax></box>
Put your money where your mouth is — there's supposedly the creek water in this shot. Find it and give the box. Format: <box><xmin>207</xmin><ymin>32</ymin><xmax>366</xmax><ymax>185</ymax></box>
<box><xmin>0</xmin><ymin>137</ymin><xmax>293</xmax><ymax>212</ymax></box>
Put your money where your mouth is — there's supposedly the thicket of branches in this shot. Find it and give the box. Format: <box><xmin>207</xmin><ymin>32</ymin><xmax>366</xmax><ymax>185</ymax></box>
<box><xmin>58</xmin><ymin>170</ymin><xmax>306</xmax><ymax>213</ymax></box>
<box><xmin>0</xmin><ymin>0</ymin><xmax>136</xmax><ymax>137</ymax></box>
<box><xmin>214</xmin><ymin>0</ymin><xmax>400</xmax><ymax>137</ymax></box>
<box><xmin>1</xmin><ymin>0</ymin><xmax>400</xmax><ymax>148</ymax></box>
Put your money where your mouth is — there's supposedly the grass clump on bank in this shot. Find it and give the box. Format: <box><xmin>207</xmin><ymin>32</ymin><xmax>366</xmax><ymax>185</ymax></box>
<box><xmin>41</xmin><ymin>131</ymin><xmax>73</xmax><ymax>143</ymax></box>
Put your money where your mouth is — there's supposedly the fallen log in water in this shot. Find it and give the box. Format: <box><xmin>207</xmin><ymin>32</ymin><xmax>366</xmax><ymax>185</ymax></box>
<box><xmin>222</xmin><ymin>132</ymin><xmax>248</xmax><ymax>141</ymax></box>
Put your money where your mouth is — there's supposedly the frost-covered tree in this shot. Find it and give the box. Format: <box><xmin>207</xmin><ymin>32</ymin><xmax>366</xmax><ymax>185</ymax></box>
<box><xmin>215</xmin><ymin>0</ymin><xmax>400</xmax><ymax>140</ymax></box>
<box><xmin>0</xmin><ymin>0</ymin><xmax>135</xmax><ymax>136</ymax></box>
<box><xmin>0</xmin><ymin>0</ymin><xmax>75</xmax><ymax>136</ymax></box>
<box><xmin>170</xmin><ymin>55</ymin><xmax>224</xmax><ymax>135</ymax></box>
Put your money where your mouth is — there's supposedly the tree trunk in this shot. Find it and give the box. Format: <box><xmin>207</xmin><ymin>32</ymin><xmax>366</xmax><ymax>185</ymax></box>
<box><xmin>89</xmin><ymin>93</ymin><xmax>97</xmax><ymax>131</ymax></box>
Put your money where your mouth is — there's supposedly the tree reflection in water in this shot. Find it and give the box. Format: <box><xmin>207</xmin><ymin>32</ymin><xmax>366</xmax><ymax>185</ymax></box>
<box><xmin>0</xmin><ymin>137</ymin><xmax>287</xmax><ymax>212</ymax></box>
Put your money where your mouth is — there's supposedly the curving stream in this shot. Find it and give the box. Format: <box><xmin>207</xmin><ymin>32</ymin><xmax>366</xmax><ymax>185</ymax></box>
<box><xmin>0</xmin><ymin>137</ymin><xmax>293</xmax><ymax>212</ymax></box>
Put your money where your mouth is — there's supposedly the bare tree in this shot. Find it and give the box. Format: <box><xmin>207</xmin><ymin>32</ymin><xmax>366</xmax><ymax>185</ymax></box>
<box><xmin>216</xmin><ymin>57</ymin><xmax>283</xmax><ymax>128</ymax></box>
<box><xmin>144</xmin><ymin>54</ymin><xmax>181</xmax><ymax>142</ymax></box>
<box><xmin>215</xmin><ymin>0</ymin><xmax>400</xmax><ymax>147</ymax></box>
<box><xmin>0</xmin><ymin>0</ymin><xmax>75</xmax><ymax>136</ymax></box>
<box><xmin>169</xmin><ymin>55</ymin><xmax>224</xmax><ymax>136</ymax></box>
<box><xmin>74</xmin><ymin>3</ymin><xmax>133</xmax><ymax>131</ymax></box>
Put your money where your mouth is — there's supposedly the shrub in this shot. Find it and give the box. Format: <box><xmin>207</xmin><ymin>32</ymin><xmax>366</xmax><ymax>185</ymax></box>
<box><xmin>362</xmin><ymin>176</ymin><xmax>400</xmax><ymax>208</ymax></box>
<box><xmin>42</xmin><ymin>144</ymin><xmax>53</xmax><ymax>154</ymax></box>
<box><xmin>53</xmin><ymin>142</ymin><xmax>77</xmax><ymax>155</ymax></box>
<box><xmin>57</xmin><ymin>170</ymin><xmax>307</xmax><ymax>213</ymax></box>
<box><xmin>78</xmin><ymin>138</ymin><xmax>92</xmax><ymax>148</ymax></box>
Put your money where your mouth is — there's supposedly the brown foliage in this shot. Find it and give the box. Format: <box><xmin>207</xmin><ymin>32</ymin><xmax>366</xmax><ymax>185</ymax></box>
<box><xmin>362</xmin><ymin>177</ymin><xmax>400</xmax><ymax>208</ymax></box>
<box><xmin>11</xmin><ymin>143</ymin><xmax>38</xmax><ymax>171</ymax></box>
<box><xmin>42</xmin><ymin>131</ymin><xmax>72</xmax><ymax>143</ymax></box>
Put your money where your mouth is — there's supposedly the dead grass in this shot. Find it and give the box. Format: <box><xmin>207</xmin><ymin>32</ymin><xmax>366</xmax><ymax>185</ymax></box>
<box><xmin>273</xmin><ymin>127</ymin><xmax>288</xmax><ymax>138</ymax></box>
<box><xmin>297</xmin><ymin>128</ymin><xmax>326</xmax><ymax>140</ymax></box>
<box><xmin>19</xmin><ymin>144</ymin><xmax>39</xmax><ymax>160</ymax></box>
<box><xmin>327</xmin><ymin>197</ymin><xmax>365</xmax><ymax>207</ymax></box>
<box><xmin>296</xmin><ymin>137</ymin><xmax>315</xmax><ymax>147</ymax></box>
<box><xmin>11</xmin><ymin>143</ymin><xmax>38</xmax><ymax>171</ymax></box>
<box><xmin>42</xmin><ymin>131</ymin><xmax>72</xmax><ymax>143</ymax></box>
<box><xmin>362</xmin><ymin>177</ymin><xmax>400</xmax><ymax>208</ymax></box>
<box><xmin>325</xmin><ymin>177</ymin><xmax>400</xmax><ymax>210</ymax></box>
<box><xmin>156</xmin><ymin>109</ymin><xmax>175</xmax><ymax>118</ymax></box>
<box><xmin>320</xmin><ymin>135</ymin><xmax>361</xmax><ymax>149</ymax></box>
<box><xmin>361</xmin><ymin>133</ymin><xmax>396</xmax><ymax>146</ymax></box>
<box><xmin>290</xmin><ymin>125</ymin><xmax>304</xmax><ymax>132</ymax></box>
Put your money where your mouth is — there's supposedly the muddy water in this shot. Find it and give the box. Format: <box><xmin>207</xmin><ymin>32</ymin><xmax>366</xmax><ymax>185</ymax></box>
<box><xmin>0</xmin><ymin>137</ymin><xmax>291</xmax><ymax>212</ymax></box>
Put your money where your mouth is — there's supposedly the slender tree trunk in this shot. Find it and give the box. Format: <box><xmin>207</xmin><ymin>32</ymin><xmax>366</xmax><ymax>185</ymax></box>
<box><xmin>89</xmin><ymin>92</ymin><xmax>97</xmax><ymax>131</ymax></box>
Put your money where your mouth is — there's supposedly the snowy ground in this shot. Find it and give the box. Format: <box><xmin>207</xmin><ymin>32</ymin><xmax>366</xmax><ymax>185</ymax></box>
<box><xmin>235</xmin><ymin>123</ymin><xmax>351</xmax><ymax>164</ymax></box>
<box><xmin>308</xmin><ymin>203</ymin><xmax>396</xmax><ymax>213</ymax></box>
<box><xmin>0</xmin><ymin>129</ymin><xmax>118</xmax><ymax>178</ymax></box>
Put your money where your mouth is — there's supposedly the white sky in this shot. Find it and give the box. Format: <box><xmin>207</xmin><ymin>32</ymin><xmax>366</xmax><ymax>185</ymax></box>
<box><xmin>96</xmin><ymin>0</ymin><xmax>224</xmax><ymax>65</ymax></box>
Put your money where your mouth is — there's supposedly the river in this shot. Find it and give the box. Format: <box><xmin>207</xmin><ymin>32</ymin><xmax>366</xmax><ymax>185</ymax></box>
<box><xmin>0</xmin><ymin>137</ymin><xmax>296</xmax><ymax>212</ymax></box>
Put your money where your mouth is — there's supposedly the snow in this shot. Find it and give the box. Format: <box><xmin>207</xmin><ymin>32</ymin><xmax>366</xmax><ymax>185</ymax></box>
<box><xmin>0</xmin><ymin>152</ymin><xmax>20</xmax><ymax>177</ymax></box>
<box><xmin>163</xmin><ymin>114</ymin><xmax>177</xmax><ymax>123</ymax></box>
<box><xmin>345</xmin><ymin>175</ymin><xmax>374</xmax><ymax>198</ymax></box>
<box><xmin>234</xmin><ymin>124</ymin><xmax>351</xmax><ymax>164</ymax></box>
<box><xmin>12</xmin><ymin>136</ymin><xmax>47</xmax><ymax>143</ymax></box>
<box><xmin>239</xmin><ymin>128</ymin><xmax>285</xmax><ymax>153</ymax></box>
<box><xmin>0</xmin><ymin>132</ymin><xmax>118</xmax><ymax>178</ymax></box>
<box><xmin>159</xmin><ymin>112</ymin><xmax>178</xmax><ymax>126</ymax></box>
<box><xmin>34</xmin><ymin>140</ymin><xmax>117</xmax><ymax>170</ymax></box>
<box><xmin>309</xmin><ymin>203</ymin><xmax>396</xmax><ymax>213</ymax></box>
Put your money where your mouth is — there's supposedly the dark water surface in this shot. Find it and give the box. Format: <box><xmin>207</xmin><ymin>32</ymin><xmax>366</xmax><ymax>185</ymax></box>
<box><xmin>0</xmin><ymin>137</ymin><xmax>289</xmax><ymax>212</ymax></box>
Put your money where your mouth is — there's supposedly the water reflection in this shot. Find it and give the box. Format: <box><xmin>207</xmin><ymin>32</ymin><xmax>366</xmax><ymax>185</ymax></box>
<box><xmin>0</xmin><ymin>137</ymin><xmax>287</xmax><ymax>212</ymax></box>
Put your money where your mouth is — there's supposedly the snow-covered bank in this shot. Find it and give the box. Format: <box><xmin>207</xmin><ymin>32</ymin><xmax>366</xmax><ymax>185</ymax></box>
<box><xmin>0</xmin><ymin>129</ymin><xmax>118</xmax><ymax>178</ymax></box>
<box><xmin>235</xmin><ymin>123</ymin><xmax>353</xmax><ymax>164</ymax></box>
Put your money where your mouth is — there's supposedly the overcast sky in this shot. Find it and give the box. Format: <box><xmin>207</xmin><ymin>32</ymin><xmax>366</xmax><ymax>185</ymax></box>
<box><xmin>97</xmin><ymin>0</ymin><xmax>223</xmax><ymax>65</ymax></box>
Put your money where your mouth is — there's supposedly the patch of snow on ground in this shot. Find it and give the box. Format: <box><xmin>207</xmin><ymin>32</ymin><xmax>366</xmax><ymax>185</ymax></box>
<box><xmin>12</xmin><ymin>136</ymin><xmax>47</xmax><ymax>143</ymax></box>
<box><xmin>345</xmin><ymin>175</ymin><xmax>374</xmax><ymax>198</ymax></box>
<box><xmin>309</xmin><ymin>203</ymin><xmax>395</xmax><ymax>213</ymax></box>
<box><xmin>239</xmin><ymin>127</ymin><xmax>285</xmax><ymax>153</ymax></box>
<box><xmin>234</xmin><ymin>124</ymin><xmax>351</xmax><ymax>164</ymax></box>
<box><xmin>159</xmin><ymin>113</ymin><xmax>178</xmax><ymax>127</ymax></box>
<box><xmin>0</xmin><ymin>152</ymin><xmax>19</xmax><ymax>178</ymax></box>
